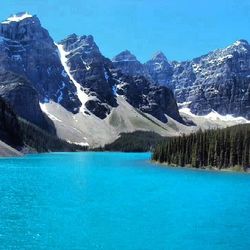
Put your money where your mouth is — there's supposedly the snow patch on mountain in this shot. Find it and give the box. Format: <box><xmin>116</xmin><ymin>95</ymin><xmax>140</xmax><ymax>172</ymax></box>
<box><xmin>56</xmin><ymin>82</ymin><xmax>66</xmax><ymax>103</ymax></box>
<box><xmin>67</xmin><ymin>140</ymin><xmax>89</xmax><ymax>147</ymax></box>
<box><xmin>1</xmin><ymin>12</ymin><xmax>33</xmax><ymax>24</ymax></box>
<box><xmin>177</xmin><ymin>101</ymin><xmax>192</xmax><ymax>109</ymax></box>
<box><xmin>81</xmin><ymin>58</ymin><xmax>91</xmax><ymax>70</ymax></box>
<box><xmin>40</xmin><ymin>103</ymin><xmax>62</xmax><ymax>122</ymax></box>
<box><xmin>104</xmin><ymin>69</ymin><xmax>109</xmax><ymax>81</ymax></box>
<box><xmin>56</xmin><ymin>43</ymin><xmax>90</xmax><ymax>113</ymax></box>
<box><xmin>112</xmin><ymin>85</ymin><xmax>117</xmax><ymax>96</ymax></box>
<box><xmin>180</xmin><ymin>107</ymin><xmax>249</xmax><ymax>124</ymax></box>
<box><xmin>61</xmin><ymin>70</ymin><xmax>67</xmax><ymax>78</ymax></box>
<box><xmin>0</xmin><ymin>36</ymin><xmax>5</xmax><ymax>44</ymax></box>
<box><xmin>11</xmin><ymin>54</ymin><xmax>22</xmax><ymax>61</ymax></box>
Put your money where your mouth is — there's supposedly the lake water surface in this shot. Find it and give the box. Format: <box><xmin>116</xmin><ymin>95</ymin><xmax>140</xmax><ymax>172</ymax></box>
<box><xmin>0</xmin><ymin>152</ymin><xmax>250</xmax><ymax>250</ymax></box>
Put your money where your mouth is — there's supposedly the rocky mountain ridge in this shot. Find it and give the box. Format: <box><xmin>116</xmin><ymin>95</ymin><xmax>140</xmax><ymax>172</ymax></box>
<box><xmin>0</xmin><ymin>12</ymin><xmax>248</xmax><ymax>149</ymax></box>
<box><xmin>113</xmin><ymin>40</ymin><xmax>250</xmax><ymax>119</ymax></box>
<box><xmin>0</xmin><ymin>13</ymin><xmax>183</xmax><ymax>126</ymax></box>
<box><xmin>0</xmin><ymin>14</ymin><xmax>80</xmax><ymax>110</ymax></box>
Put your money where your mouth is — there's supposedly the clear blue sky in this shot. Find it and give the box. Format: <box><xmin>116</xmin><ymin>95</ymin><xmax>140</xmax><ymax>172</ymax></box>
<box><xmin>1</xmin><ymin>0</ymin><xmax>250</xmax><ymax>62</ymax></box>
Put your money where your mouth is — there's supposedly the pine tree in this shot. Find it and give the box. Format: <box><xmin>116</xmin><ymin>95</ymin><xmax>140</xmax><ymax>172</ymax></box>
<box><xmin>153</xmin><ymin>124</ymin><xmax>250</xmax><ymax>170</ymax></box>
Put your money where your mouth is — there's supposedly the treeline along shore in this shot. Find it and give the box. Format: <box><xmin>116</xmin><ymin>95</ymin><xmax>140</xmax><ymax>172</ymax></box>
<box><xmin>152</xmin><ymin>124</ymin><xmax>250</xmax><ymax>171</ymax></box>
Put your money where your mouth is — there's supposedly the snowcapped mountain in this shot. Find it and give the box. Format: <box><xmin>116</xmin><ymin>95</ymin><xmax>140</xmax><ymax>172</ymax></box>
<box><xmin>57</xmin><ymin>34</ymin><xmax>117</xmax><ymax>119</ymax></box>
<box><xmin>0</xmin><ymin>12</ymin><xmax>248</xmax><ymax>148</ymax></box>
<box><xmin>172</xmin><ymin>39</ymin><xmax>250</xmax><ymax>119</ymax></box>
<box><xmin>113</xmin><ymin>40</ymin><xmax>250</xmax><ymax>120</ymax></box>
<box><xmin>56</xmin><ymin>33</ymin><xmax>185</xmax><ymax>124</ymax></box>
<box><xmin>0</xmin><ymin>13</ymin><xmax>189</xmax><ymax>147</ymax></box>
<box><xmin>1</xmin><ymin>12</ymin><xmax>33</xmax><ymax>24</ymax></box>
<box><xmin>0</xmin><ymin>13</ymin><xmax>81</xmax><ymax>112</ymax></box>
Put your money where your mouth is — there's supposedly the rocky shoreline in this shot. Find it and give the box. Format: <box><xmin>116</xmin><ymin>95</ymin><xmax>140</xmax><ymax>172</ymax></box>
<box><xmin>152</xmin><ymin>160</ymin><xmax>249</xmax><ymax>173</ymax></box>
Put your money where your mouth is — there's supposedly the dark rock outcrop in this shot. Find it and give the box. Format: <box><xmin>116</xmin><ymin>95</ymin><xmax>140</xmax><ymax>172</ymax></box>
<box><xmin>0</xmin><ymin>95</ymin><xmax>22</xmax><ymax>147</ymax></box>
<box><xmin>59</xmin><ymin>34</ymin><xmax>117</xmax><ymax>118</ymax></box>
<box><xmin>172</xmin><ymin>40</ymin><xmax>250</xmax><ymax>119</ymax></box>
<box><xmin>58</xmin><ymin>34</ymin><xmax>183</xmax><ymax>123</ymax></box>
<box><xmin>0</xmin><ymin>13</ymin><xmax>186</xmax><ymax>126</ymax></box>
<box><xmin>145</xmin><ymin>52</ymin><xmax>174</xmax><ymax>88</ymax></box>
<box><xmin>115</xmin><ymin>73</ymin><xmax>184</xmax><ymax>123</ymax></box>
<box><xmin>112</xmin><ymin>50</ymin><xmax>145</xmax><ymax>76</ymax></box>
<box><xmin>113</xmin><ymin>40</ymin><xmax>250</xmax><ymax>119</ymax></box>
<box><xmin>0</xmin><ymin>71</ymin><xmax>55</xmax><ymax>133</ymax></box>
<box><xmin>0</xmin><ymin>13</ymin><xmax>80</xmax><ymax>114</ymax></box>
<box><xmin>59</xmin><ymin>34</ymin><xmax>183</xmax><ymax>123</ymax></box>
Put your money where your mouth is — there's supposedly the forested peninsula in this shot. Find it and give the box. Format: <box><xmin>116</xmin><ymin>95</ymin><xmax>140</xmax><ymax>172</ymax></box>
<box><xmin>152</xmin><ymin>124</ymin><xmax>250</xmax><ymax>171</ymax></box>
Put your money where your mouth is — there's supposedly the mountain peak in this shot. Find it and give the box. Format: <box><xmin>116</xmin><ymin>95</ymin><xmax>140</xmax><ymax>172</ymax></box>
<box><xmin>222</xmin><ymin>39</ymin><xmax>250</xmax><ymax>54</ymax></box>
<box><xmin>112</xmin><ymin>50</ymin><xmax>138</xmax><ymax>62</ymax></box>
<box><xmin>63</xmin><ymin>34</ymin><xmax>95</xmax><ymax>44</ymax></box>
<box><xmin>60</xmin><ymin>34</ymin><xmax>99</xmax><ymax>53</ymax></box>
<box><xmin>66</xmin><ymin>33</ymin><xmax>78</xmax><ymax>39</ymax></box>
<box><xmin>233</xmin><ymin>39</ymin><xmax>249</xmax><ymax>46</ymax></box>
<box><xmin>1</xmin><ymin>12</ymin><xmax>33</xmax><ymax>24</ymax></box>
<box><xmin>152</xmin><ymin>51</ymin><xmax>167</xmax><ymax>61</ymax></box>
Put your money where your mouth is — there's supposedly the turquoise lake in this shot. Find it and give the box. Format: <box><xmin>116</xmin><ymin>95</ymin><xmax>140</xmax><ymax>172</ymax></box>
<box><xmin>0</xmin><ymin>152</ymin><xmax>250</xmax><ymax>250</ymax></box>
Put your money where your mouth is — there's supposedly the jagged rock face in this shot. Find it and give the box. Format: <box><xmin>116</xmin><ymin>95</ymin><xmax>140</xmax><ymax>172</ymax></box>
<box><xmin>0</xmin><ymin>13</ymin><xmax>186</xmax><ymax>126</ymax></box>
<box><xmin>59</xmin><ymin>34</ymin><xmax>184</xmax><ymax>123</ymax></box>
<box><xmin>145</xmin><ymin>52</ymin><xmax>174</xmax><ymax>88</ymax></box>
<box><xmin>112</xmin><ymin>50</ymin><xmax>145</xmax><ymax>76</ymax></box>
<box><xmin>0</xmin><ymin>13</ymin><xmax>80</xmax><ymax>113</ymax></box>
<box><xmin>113</xmin><ymin>40</ymin><xmax>250</xmax><ymax>119</ymax></box>
<box><xmin>0</xmin><ymin>71</ymin><xmax>56</xmax><ymax>133</ymax></box>
<box><xmin>172</xmin><ymin>40</ymin><xmax>250</xmax><ymax>118</ymax></box>
<box><xmin>115</xmin><ymin>73</ymin><xmax>184</xmax><ymax>123</ymax></box>
<box><xmin>112</xmin><ymin>51</ymin><xmax>174</xmax><ymax>87</ymax></box>
<box><xmin>112</xmin><ymin>51</ymin><xmax>184</xmax><ymax>123</ymax></box>
<box><xmin>59</xmin><ymin>34</ymin><xmax>117</xmax><ymax>118</ymax></box>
